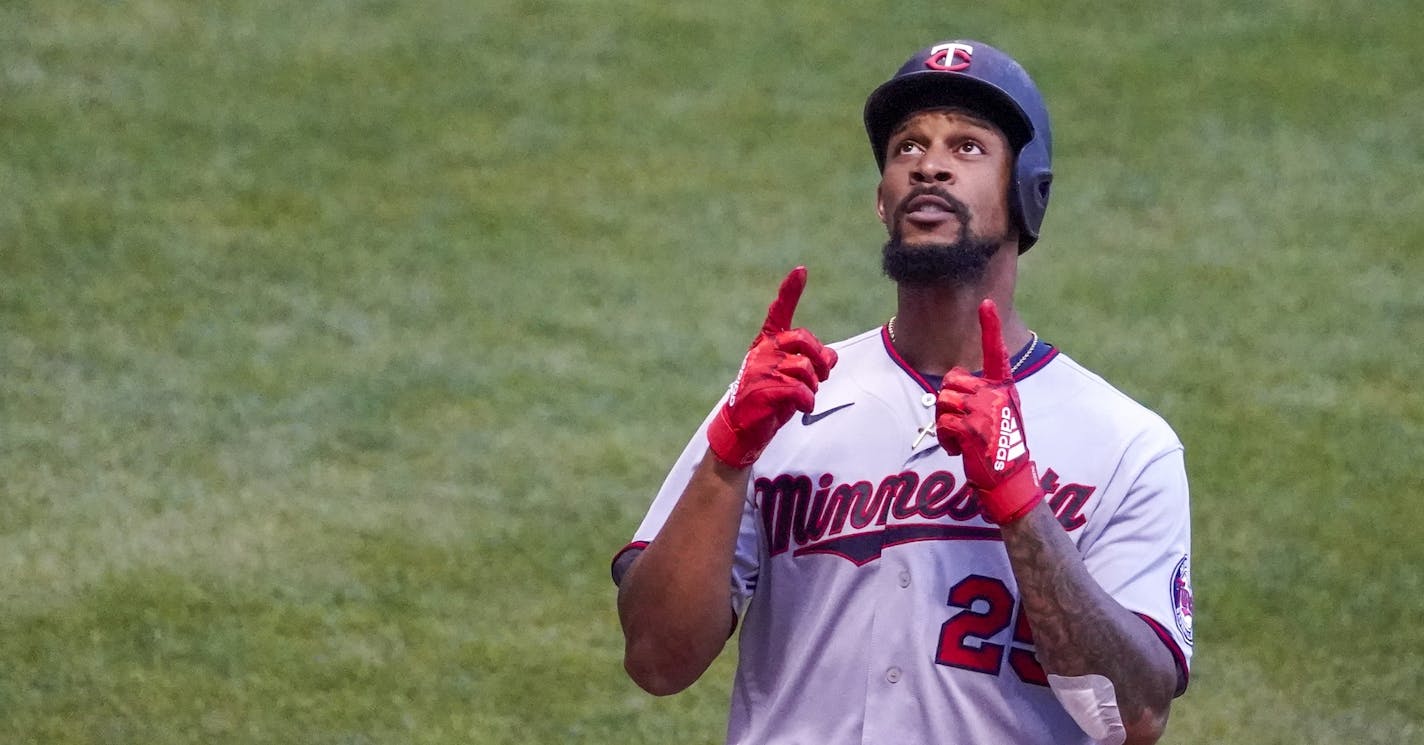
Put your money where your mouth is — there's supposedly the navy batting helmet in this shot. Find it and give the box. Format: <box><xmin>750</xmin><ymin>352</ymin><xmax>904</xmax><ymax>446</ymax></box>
<box><xmin>864</xmin><ymin>40</ymin><xmax>1052</xmax><ymax>251</ymax></box>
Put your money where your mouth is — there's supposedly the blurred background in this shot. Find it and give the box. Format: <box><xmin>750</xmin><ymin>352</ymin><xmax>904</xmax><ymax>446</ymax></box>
<box><xmin>2</xmin><ymin>1</ymin><xmax>1421</xmax><ymax>742</ymax></box>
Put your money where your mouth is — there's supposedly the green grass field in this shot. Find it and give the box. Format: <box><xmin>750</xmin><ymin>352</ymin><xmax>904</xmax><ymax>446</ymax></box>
<box><xmin>2</xmin><ymin>1</ymin><xmax>1421</xmax><ymax>742</ymax></box>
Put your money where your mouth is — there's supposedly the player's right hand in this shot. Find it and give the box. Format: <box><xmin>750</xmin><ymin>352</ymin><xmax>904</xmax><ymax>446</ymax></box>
<box><xmin>706</xmin><ymin>266</ymin><xmax>838</xmax><ymax>468</ymax></box>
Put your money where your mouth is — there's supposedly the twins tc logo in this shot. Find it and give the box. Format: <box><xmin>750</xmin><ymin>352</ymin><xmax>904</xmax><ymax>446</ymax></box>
<box><xmin>926</xmin><ymin>42</ymin><xmax>973</xmax><ymax>72</ymax></box>
<box><xmin>1171</xmin><ymin>556</ymin><xmax>1194</xmax><ymax>645</ymax></box>
<box><xmin>993</xmin><ymin>406</ymin><xmax>1026</xmax><ymax>471</ymax></box>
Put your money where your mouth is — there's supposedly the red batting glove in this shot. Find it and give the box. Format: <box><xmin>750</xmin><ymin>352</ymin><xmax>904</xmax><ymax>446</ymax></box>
<box><xmin>707</xmin><ymin>266</ymin><xmax>838</xmax><ymax>468</ymax></box>
<box><xmin>934</xmin><ymin>299</ymin><xmax>1044</xmax><ymax>524</ymax></box>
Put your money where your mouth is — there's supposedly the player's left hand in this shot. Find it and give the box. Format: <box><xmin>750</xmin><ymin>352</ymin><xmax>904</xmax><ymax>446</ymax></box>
<box><xmin>935</xmin><ymin>299</ymin><xmax>1045</xmax><ymax>524</ymax></box>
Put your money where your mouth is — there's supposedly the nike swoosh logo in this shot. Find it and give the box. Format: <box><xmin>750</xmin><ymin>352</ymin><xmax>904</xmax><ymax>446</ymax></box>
<box><xmin>802</xmin><ymin>402</ymin><xmax>855</xmax><ymax>426</ymax></box>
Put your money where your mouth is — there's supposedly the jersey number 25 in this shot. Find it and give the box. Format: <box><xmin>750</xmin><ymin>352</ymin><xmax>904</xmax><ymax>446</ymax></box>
<box><xmin>935</xmin><ymin>574</ymin><xmax>1048</xmax><ymax>686</ymax></box>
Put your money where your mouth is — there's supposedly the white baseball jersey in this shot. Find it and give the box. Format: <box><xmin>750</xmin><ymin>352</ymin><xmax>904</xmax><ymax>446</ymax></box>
<box><xmin>619</xmin><ymin>325</ymin><xmax>1194</xmax><ymax>745</ymax></box>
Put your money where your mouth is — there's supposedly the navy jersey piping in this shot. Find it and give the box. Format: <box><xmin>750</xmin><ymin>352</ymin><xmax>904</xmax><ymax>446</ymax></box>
<box><xmin>879</xmin><ymin>323</ymin><xmax>1059</xmax><ymax>392</ymax></box>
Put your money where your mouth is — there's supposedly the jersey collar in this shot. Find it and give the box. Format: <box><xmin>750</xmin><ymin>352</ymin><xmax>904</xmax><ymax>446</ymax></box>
<box><xmin>879</xmin><ymin>323</ymin><xmax>1059</xmax><ymax>394</ymax></box>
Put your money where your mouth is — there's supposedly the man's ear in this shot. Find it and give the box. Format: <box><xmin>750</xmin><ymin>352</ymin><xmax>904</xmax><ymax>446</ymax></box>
<box><xmin>875</xmin><ymin>183</ymin><xmax>888</xmax><ymax>225</ymax></box>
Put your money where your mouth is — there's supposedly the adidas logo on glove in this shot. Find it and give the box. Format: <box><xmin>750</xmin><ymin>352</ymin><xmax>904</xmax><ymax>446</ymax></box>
<box><xmin>994</xmin><ymin>406</ymin><xmax>1026</xmax><ymax>471</ymax></box>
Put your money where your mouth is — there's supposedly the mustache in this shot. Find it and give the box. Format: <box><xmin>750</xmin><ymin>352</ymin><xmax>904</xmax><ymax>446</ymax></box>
<box><xmin>893</xmin><ymin>186</ymin><xmax>972</xmax><ymax>223</ymax></box>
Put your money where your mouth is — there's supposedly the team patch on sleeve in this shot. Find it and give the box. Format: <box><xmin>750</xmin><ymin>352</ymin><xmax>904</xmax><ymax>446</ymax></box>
<box><xmin>1171</xmin><ymin>555</ymin><xmax>1194</xmax><ymax>646</ymax></box>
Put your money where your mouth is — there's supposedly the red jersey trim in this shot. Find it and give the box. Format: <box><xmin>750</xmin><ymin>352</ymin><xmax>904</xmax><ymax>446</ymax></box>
<box><xmin>1014</xmin><ymin>346</ymin><xmax>1059</xmax><ymax>378</ymax></box>
<box><xmin>610</xmin><ymin>540</ymin><xmax>741</xmax><ymax>636</ymax></box>
<box><xmin>881</xmin><ymin>324</ymin><xmax>938</xmax><ymax>393</ymax></box>
<box><xmin>610</xmin><ymin>541</ymin><xmax>649</xmax><ymax>584</ymax></box>
<box><xmin>880</xmin><ymin>324</ymin><xmax>1058</xmax><ymax>389</ymax></box>
<box><xmin>1135</xmin><ymin>612</ymin><xmax>1191</xmax><ymax>696</ymax></box>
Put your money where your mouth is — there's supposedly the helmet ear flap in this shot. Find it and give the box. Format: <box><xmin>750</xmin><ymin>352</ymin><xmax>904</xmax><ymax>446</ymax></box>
<box><xmin>1033</xmin><ymin>171</ymin><xmax>1052</xmax><ymax>206</ymax></box>
<box><xmin>1013</xmin><ymin>166</ymin><xmax>1053</xmax><ymax>252</ymax></box>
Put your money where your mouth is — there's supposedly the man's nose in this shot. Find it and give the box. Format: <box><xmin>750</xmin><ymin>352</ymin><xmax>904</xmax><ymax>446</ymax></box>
<box><xmin>911</xmin><ymin>149</ymin><xmax>953</xmax><ymax>184</ymax></box>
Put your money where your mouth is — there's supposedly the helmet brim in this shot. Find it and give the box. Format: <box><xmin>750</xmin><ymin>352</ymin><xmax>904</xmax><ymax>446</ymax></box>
<box><xmin>864</xmin><ymin>72</ymin><xmax>1034</xmax><ymax>171</ymax></box>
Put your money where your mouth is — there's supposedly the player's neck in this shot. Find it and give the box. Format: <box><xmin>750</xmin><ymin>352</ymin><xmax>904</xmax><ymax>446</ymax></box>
<box><xmin>890</xmin><ymin>261</ymin><xmax>1032</xmax><ymax>376</ymax></box>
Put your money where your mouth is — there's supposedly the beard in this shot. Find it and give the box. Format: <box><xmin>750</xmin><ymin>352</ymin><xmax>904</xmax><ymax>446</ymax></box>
<box><xmin>881</xmin><ymin>188</ymin><xmax>1004</xmax><ymax>287</ymax></box>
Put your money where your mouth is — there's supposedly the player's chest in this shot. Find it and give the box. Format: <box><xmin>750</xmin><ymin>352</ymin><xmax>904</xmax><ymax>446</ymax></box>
<box><xmin>752</xmin><ymin>405</ymin><xmax>1117</xmax><ymax>564</ymax></box>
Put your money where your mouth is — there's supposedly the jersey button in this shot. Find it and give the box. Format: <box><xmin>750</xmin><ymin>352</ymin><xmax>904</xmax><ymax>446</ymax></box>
<box><xmin>920</xmin><ymin>393</ymin><xmax>935</xmax><ymax>407</ymax></box>
<box><xmin>898</xmin><ymin>570</ymin><xmax>911</xmax><ymax>588</ymax></box>
<box><xmin>886</xmin><ymin>667</ymin><xmax>902</xmax><ymax>684</ymax></box>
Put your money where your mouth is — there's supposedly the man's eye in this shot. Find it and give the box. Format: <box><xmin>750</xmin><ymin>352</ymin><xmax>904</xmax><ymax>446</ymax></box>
<box><xmin>897</xmin><ymin>141</ymin><xmax>921</xmax><ymax>155</ymax></box>
<box><xmin>959</xmin><ymin>141</ymin><xmax>984</xmax><ymax>154</ymax></box>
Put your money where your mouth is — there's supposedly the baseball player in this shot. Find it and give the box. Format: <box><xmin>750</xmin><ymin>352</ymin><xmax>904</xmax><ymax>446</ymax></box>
<box><xmin>613</xmin><ymin>39</ymin><xmax>1193</xmax><ymax>745</ymax></box>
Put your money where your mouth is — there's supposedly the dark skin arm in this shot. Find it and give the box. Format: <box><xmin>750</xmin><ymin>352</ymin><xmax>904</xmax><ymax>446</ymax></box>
<box><xmin>618</xmin><ymin>267</ymin><xmax>835</xmax><ymax>696</ymax></box>
<box><xmin>1001</xmin><ymin>503</ymin><xmax>1178</xmax><ymax>745</ymax></box>
<box><xmin>616</xmin><ymin>451</ymin><xmax>748</xmax><ymax>695</ymax></box>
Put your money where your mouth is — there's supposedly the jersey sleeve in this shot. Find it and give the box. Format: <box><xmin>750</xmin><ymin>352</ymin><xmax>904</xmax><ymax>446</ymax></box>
<box><xmin>617</xmin><ymin>401</ymin><xmax>762</xmax><ymax>619</ymax></box>
<box><xmin>1079</xmin><ymin>442</ymin><xmax>1194</xmax><ymax>695</ymax></box>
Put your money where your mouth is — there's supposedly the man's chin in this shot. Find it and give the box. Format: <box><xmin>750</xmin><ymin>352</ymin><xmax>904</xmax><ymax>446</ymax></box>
<box><xmin>881</xmin><ymin>235</ymin><xmax>999</xmax><ymax>286</ymax></box>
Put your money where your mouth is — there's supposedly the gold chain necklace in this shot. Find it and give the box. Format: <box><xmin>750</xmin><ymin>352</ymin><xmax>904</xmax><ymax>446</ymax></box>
<box><xmin>888</xmin><ymin>315</ymin><xmax>1039</xmax><ymax>375</ymax></box>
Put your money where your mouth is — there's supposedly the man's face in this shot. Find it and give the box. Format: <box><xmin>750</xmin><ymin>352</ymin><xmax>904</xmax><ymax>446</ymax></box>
<box><xmin>875</xmin><ymin>109</ymin><xmax>1016</xmax><ymax>285</ymax></box>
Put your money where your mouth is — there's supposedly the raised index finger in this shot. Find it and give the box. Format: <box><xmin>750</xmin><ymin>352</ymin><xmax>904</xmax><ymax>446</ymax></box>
<box><xmin>978</xmin><ymin>298</ymin><xmax>1012</xmax><ymax>382</ymax></box>
<box><xmin>761</xmin><ymin>266</ymin><xmax>807</xmax><ymax>334</ymax></box>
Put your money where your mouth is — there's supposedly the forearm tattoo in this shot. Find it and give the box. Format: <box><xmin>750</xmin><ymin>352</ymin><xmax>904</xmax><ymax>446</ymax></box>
<box><xmin>1004</xmin><ymin>507</ymin><xmax>1174</xmax><ymax>727</ymax></box>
